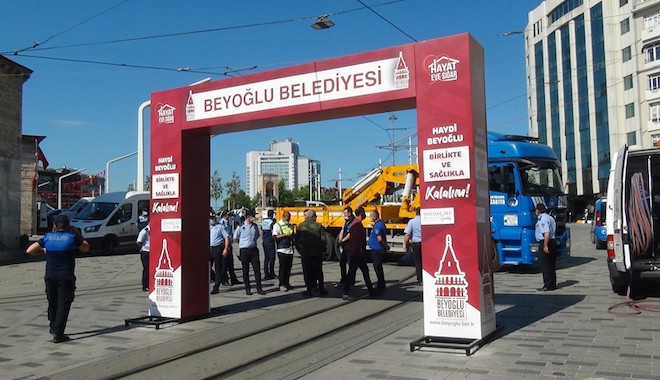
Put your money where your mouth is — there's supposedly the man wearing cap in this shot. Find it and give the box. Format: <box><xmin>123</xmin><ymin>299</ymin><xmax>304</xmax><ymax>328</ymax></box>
<box><xmin>535</xmin><ymin>203</ymin><xmax>557</xmax><ymax>291</ymax></box>
<box><xmin>234</xmin><ymin>210</ymin><xmax>266</xmax><ymax>295</ymax></box>
<box><xmin>26</xmin><ymin>215</ymin><xmax>90</xmax><ymax>343</ymax></box>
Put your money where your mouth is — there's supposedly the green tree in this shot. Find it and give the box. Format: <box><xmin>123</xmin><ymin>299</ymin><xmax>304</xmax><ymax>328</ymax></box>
<box><xmin>278</xmin><ymin>179</ymin><xmax>295</xmax><ymax>206</ymax></box>
<box><xmin>210</xmin><ymin>170</ymin><xmax>223</xmax><ymax>210</ymax></box>
<box><xmin>223</xmin><ymin>172</ymin><xmax>241</xmax><ymax>210</ymax></box>
<box><xmin>144</xmin><ymin>175</ymin><xmax>151</xmax><ymax>191</ymax></box>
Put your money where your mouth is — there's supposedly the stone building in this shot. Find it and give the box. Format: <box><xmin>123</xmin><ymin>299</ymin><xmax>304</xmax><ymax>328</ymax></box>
<box><xmin>0</xmin><ymin>55</ymin><xmax>32</xmax><ymax>250</ymax></box>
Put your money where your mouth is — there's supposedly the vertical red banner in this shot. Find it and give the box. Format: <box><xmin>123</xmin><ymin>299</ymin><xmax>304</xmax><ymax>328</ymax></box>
<box><xmin>415</xmin><ymin>34</ymin><xmax>495</xmax><ymax>339</ymax></box>
<box><xmin>148</xmin><ymin>89</ymin><xmax>210</xmax><ymax>319</ymax></box>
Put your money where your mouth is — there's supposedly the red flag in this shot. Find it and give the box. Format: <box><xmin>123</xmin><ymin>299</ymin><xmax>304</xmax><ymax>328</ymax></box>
<box><xmin>37</xmin><ymin>146</ymin><xmax>49</xmax><ymax>169</ymax></box>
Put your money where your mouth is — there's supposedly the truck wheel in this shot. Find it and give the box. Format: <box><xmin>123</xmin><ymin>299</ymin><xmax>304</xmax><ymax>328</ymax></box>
<box><xmin>101</xmin><ymin>237</ymin><xmax>116</xmax><ymax>255</ymax></box>
<box><xmin>610</xmin><ymin>272</ymin><xmax>628</xmax><ymax>295</ymax></box>
<box><xmin>323</xmin><ymin>232</ymin><xmax>335</xmax><ymax>261</ymax></box>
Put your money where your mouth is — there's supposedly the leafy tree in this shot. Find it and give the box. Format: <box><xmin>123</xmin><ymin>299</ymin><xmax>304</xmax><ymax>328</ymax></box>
<box><xmin>278</xmin><ymin>179</ymin><xmax>295</xmax><ymax>206</ymax></box>
<box><xmin>222</xmin><ymin>172</ymin><xmax>242</xmax><ymax>210</ymax></box>
<box><xmin>144</xmin><ymin>175</ymin><xmax>151</xmax><ymax>191</ymax></box>
<box><xmin>210</xmin><ymin>170</ymin><xmax>223</xmax><ymax>210</ymax></box>
<box><xmin>127</xmin><ymin>182</ymin><xmax>135</xmax><ymax>191</ymax></box>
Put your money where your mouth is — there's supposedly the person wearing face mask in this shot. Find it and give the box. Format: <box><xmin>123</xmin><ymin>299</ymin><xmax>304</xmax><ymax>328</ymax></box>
<box><xmin>234</xmin><ymin>210</ymin><xmax>265</xmax><ymax>295</ymax></box>
<box><xmin>335</xmin><ymin>206</ymin><xmax>356</xmax><ymax>290</ymax></box>
<box><xmin>368</xmin><ymin>210</ymin><xmax>388</xmax><ymax>293</ymax></box>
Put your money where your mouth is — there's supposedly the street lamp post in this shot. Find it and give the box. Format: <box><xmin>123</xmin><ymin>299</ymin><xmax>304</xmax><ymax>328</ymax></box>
<box><xmin>136</xmin><ymin>78</ymin><xmax>212</xmax><ymax>192</ymax></box>
<box><xmin>106</xmin><ymin>152</ymin><xmax>138</xmax><ymax>193</ymax></box>
<box><xmin>58</xmin><ymin>168</ymin><xmax>86</xmax><ymax>209</ymax></box>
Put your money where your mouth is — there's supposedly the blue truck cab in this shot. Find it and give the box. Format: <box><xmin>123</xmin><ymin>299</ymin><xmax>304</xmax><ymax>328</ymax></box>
<box><xmin>487</xmin><ymin>132</ymin><xmax>571</xmax><ymax>266</ymax></box>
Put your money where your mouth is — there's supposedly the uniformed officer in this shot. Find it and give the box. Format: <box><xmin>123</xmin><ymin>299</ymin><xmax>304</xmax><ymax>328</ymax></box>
<box><xmin>234</xmin><ymin>210</ymin><xmax>265</xmax><ymax>295</ymax></box>
<box><xmin>210</xmin><ymin>214</ymin><xmax>230</xmax><ymax>294</ymax></box>
<box><xmin>535</xmin><ymin>203</ymin><xmax>558</xmax><ymax>291</ymax></box>
<box><xmin>261</xmin><ymin>209</ymin><xmax>277</xmax><ymax>280</ymax></box>
<box><xmin>403</xmin><ymin>208</ymin><xmax>423</xmax><ymax>284</ymax></box>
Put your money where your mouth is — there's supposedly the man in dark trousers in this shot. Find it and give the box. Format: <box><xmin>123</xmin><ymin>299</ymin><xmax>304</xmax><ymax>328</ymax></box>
<box><xmin>261</xmin><ymin>209</ymin><xmax>277</xmax><ymax>280</ymax></box>
<box><xmin>535</xmin><ymin>203</ymin><xmax>557</xmax><ymax>291</ymax></box>
<box><xmin>342</xmin><ymin>207</ymin><xmax>375</xmax><ymax>301</ymax></box>
<box><xmin>295</xmin><ymin>209</ymin><xmax>328</xmax><ymax>296</ymax></box>
<box><xmin>335</xmin><ymin>206</ymin><xmax>355</xmax><ymax>290</ymax></box>
<box><xmin>234</xmin><ymin>210</ymin><xmax>265</xmax><ymax>295</ymax></box>
<box><xmin>26</xmin><ymin>215</ymin><xmax>89</xmax><ymax>343</ymax></box>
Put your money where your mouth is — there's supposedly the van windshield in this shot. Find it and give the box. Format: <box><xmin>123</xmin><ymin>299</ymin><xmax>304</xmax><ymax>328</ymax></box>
<box><xmin>518</xmin><ymin>159</ymin><xmax>565</xmax><ymax>196</ymax></box>
<box><xmin>75</xmin><ymin>202</ymin><xmax>119</xmax><ymax>221</ymax></box>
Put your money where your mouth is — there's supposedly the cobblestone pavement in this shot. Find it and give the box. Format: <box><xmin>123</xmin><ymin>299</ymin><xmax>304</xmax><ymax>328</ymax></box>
<box><xmin>0</xmin><ymin>223</ymin><xmax>658</xmax><ymax>379</ymax></box>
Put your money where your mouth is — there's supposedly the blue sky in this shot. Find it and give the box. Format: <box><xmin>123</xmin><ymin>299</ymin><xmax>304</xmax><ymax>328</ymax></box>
<box><xmin>2</xmin><ymin>0</ymin><xmax>533</xmax><ymax>194</ymax></box>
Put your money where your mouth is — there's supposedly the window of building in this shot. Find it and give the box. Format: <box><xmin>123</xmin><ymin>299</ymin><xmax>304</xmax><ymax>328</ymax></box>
<box><xmin>627</xmin><ymin>132</ymin><xmax>637</xmax><ymax>146</ymax></box>
<box><xmin>645</xmin><ymin>13</ymin><xmax>660</xmax><ymax>31</ymax></box>
<box><xmin>620</xmin><ymin>0</ymin><xmax>628</xmax><ymax>6</ymax></box>
<box><xmin>624</xmin><ymin>74</ymin><xmax>633</xmax><ymax>90</ymax></box>
<box><xmin>650</xmin><ymin>73</ymin><xmax>660</xmax><ymax>91</ymax></box>
<box><xmin>625</xmin><ymin>103</ymin><xmax>635</xmax><ymax>118</ymax></box>
<box><xmin>645</xmin><ymin>41</ymin><xmax>660</xmax><ymax>63</ymax></box>
<box><xmin>650</xmin><ymin>103</ymin><xmax>660</xmax><ymax>122</ymax></box>
<box><xmin>621</xmin><ymin>18</ymin><xmax>630</xmax><ymax>34</ymax></box>
<box><xmin>652</xmin><ymin>133</ymin><xmax>660</xmax><ymax>146</ymax></box>
<box><xmin>623</xmin><ymin>46</ymin><xmax>632</xmax><ymax>62</ymax></box>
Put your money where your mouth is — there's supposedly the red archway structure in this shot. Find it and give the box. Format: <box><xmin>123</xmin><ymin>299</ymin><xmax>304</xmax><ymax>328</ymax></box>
<box><xmin>148</xmin><ymin>33</ymin><xmax>495</xmax><ymax>341</ymax></box>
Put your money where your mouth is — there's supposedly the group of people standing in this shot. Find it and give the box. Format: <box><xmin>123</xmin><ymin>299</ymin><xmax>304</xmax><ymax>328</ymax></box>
<box><xmin>204</xmin><ymin>205</ymin><xmax>424</xmax><ymax>301</ymax></box>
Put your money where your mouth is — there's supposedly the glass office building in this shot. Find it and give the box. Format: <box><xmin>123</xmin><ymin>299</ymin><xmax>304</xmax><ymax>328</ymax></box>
<box><xmin>527</xmin><ymin>0</ymin><xmax>660</xmax><ymax>210</ymax></box>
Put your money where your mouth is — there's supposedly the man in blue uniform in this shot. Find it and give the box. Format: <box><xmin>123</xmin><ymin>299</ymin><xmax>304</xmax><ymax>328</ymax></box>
<box><xmin>234</xmin><ymin>210</ymin><xmax>265</xmax><ymax>295</ymax></box>
<box><xmin>261</xmin><ymin>209</ymin><xmax>277</xmax><ymax>280</ymax></box>
<box><xmin>535</xmin><ymin>203</ymin><xmax>558</xmax><ymax>291</ymax></box>
<box><xmin>368</xmin><ymin>210</ymin><xmax>388</xmax><ymax>292</ymax></box>
<box><xmin>210</xmin><ymin>214</ymin><xmax>230</xmax><ymax>294</ymax></box>
<box><xmin>404</xmin><ymin>208</ymin><xmax>422</xmax><ymax>284</ymax></box>
<box><xmin>26</xmin><ymin>215</ymin><xmax>89</xmax><ymax>343</ymax></box>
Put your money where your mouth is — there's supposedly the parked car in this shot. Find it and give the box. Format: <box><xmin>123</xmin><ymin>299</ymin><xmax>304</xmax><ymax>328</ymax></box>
<box><xmin>590</xmin><ymin>197</ymin><xmax>607</xmax><ymax>249</ymax></box>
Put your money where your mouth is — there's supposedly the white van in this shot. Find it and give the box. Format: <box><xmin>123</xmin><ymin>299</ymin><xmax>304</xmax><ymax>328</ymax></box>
<box><xmin>71</xmin><ymin>191</ymin><xmax>149</xmax><ymax>254</ymax></box>
<box><xmin>606</xmin><ymin>144</ymin><xmax>660</xmax><ymax>295</ymax></box>
<box><xmin>60</xmin><ymin>196</ymin><xmax>95</xmax><ymax>221</ymax></box>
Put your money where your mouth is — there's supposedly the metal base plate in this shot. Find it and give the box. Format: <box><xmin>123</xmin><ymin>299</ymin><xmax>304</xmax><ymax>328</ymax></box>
<box><xmin>410</xmin><ymin>325</ymin><xmax>503</xmax><ymax>356</ymax></box>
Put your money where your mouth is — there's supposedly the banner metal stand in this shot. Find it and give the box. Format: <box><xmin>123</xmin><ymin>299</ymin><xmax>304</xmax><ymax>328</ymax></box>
<box><xmin>410</xmin><ymin>325</ymin><xmax>503</xmax><ymax>356</ymax></box>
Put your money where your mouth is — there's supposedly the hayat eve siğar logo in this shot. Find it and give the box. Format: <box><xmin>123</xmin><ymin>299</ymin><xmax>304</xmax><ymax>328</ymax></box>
<box><xmin>424</xmin><ymin>55</ymin><xmax>460</xmax><ymax>83</ymax></box>
<box><xmin>157</xmin><ymin>104</ymin><xmax>176</xmax><ymax>124</ymax></box>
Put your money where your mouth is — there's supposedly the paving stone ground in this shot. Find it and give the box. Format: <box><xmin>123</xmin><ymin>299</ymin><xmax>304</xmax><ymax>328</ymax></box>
<box><xmin>1</xmin><ymin>223</ymin><xmax>659</xmax><ymax>380</ymax></box>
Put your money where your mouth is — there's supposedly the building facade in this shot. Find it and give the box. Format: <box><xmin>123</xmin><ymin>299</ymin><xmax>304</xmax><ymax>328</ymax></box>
<box><xmin>246</xmin><ymin>138</ymin><xmax>320</xmax><ymax>198</ymax></box>
<box><xmin>0</xmin><ymin>56</ymin><xmax>32</xmax><ymax>249</ymax></box>
<box><xmin>526</xmin><ymin>0</ymin><xmax>660</xmax><ymax>211</ymax></box>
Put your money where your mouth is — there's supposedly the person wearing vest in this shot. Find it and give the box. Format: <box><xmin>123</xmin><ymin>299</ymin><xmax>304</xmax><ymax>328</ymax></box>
<box><xmin>234</xmin><ymin>210</ymin><xmax>265</xmax><ymax>295</ymax></box>
<box><xmin>26</xmin><ymin>215</ymin><xmax>90</xmax><ymax>343</ymax></box>
<box><xmin>273</xmin><ymin>211</ymin><xmax>295</xmax><ymax>291</ymax></box>
<box><xmin>261</xmin><ymin>209</ymin><xmax>277</xmax><ymax>280</ymax></box>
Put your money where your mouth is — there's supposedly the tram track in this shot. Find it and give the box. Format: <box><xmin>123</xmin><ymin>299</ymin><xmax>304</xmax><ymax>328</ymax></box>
<box><xmin>43</xmin><ymin>267</ymin><xmax>420</xmax><ymax>380</ymax></box>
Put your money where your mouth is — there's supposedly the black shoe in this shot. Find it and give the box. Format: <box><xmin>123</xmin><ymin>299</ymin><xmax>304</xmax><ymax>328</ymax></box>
<box><xmin>257</xmin><ymin>290</ymin><xmax>267</xmax><ymax>295</ymax></box>
<box><xmin>221</xmin><ymin>282</ymin><xmax>230</xmax><ymax>286</ymax></box>
<box><xmin>286</xmin><ymin>285</ymin><xmax>294</xmax><ymax>290</ymax></box>
<box><xmin>142</xmin><ymin>287</ymin><xmax>149</xmax><ymax>292</ymax></box>
<box><xmin>342</xmin><ymin>294</ymin><xmax>354</xmax><ymax>301</ymax></box>
<box><xmin>49</xmin><ymin>328</ymin><xmax>56</xmax><ymax>337</ymax></box>
<box><xmin>231</xmin><ymin>280</ymin><xmax>242</xmax><ymax>285</ymax></box>
<box><xmin>53</xmin><ymin>335</ymin><xmax>71</xmax><ymax>343</ymax></box>
<box><xmin>302</xmin><ymin>290</ymin><xmax>313</xmax><ymax>297</ymax></box>
<box><xmin>246</xmin><ymin>290</ymin><xmax>253</xmax><ymax>295</ymax></box>
<box><xmin>537</xmin><ymin>286</ymin><xmax>557</xmax><ymax>291</ymax></box>
<box><xmin>211</xmin><ymin>288</ymin><xmax>219</xmax><ymax>295</ymax></box>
